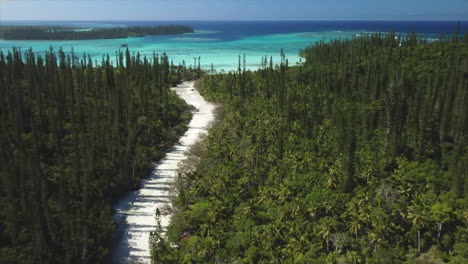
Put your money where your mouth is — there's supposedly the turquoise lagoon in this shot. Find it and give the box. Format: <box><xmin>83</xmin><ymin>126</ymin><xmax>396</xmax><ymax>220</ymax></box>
<box><xmin>0</xmin><ymin>30</ymin><xmax>359</xmax><ymax>71</ymax></box>
<box><xmin>0</xmin><ymin>21</ymin><xmax>461</xmax><ymax>71</ymax></box>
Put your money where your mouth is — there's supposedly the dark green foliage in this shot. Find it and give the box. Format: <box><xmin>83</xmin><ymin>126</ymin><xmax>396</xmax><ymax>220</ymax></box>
<box><xmin>152</xmin><ymin>33</ymin><xmax>468</xmax><ymax>263</ymax></box>
<box><xmin>0</xmin><ymin>25</ymin><xmax>194</xmax><ymax>40</ymax></box>
<box><xmin>0</xmin><ymin>47</ymin><xmax>195</xmax><ymax>263</ymax></box>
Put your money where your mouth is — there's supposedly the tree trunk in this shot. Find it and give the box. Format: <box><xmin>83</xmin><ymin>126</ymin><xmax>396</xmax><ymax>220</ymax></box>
<box><xmin>437</xmin><ymin>223</ymin><xmax>442</xmax><ymax>244</ymax></box>
<box><xmin>417</xmin><ymin>230</ymin><xmax>421</xmax><ymax>252</ymax></box>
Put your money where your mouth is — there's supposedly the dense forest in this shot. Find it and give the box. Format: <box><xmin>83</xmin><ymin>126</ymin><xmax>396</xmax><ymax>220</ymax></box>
<box><xmin>151</xmin><ymin>32</ymin><xmax>468</xmax><ymax>263</ymax></box>
<box><xmin>0</xmin><ymin>48</ymin><xmax>201</xmax><ymax>263</ymax></box>
<box><xmin>0</xmin><ymin>25</ymin><xmax>194</xmax><ymax>40</ymax></box>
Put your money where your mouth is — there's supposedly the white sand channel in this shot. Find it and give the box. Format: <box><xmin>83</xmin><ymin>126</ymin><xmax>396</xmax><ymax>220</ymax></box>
<box><xmin>109</xmin><ymin>81</ymin><xmax>215</xmax><ymax>263</ymax></box>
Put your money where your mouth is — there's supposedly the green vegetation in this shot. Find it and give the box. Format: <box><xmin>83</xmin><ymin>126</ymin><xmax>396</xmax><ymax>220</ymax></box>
<box><xmin>0</xmin><ymin>47</ymin><xmax>200</xmax><ymax>263</ymax></box>
<box><xmin>151</xmin><ymin>33</ymin><xmax>468</xmax><ymax>263</ymax></box>
<box><xmin>0</xmin><ymin>25</ymin><xmax>194</xmax><ymax>40</ymax></box>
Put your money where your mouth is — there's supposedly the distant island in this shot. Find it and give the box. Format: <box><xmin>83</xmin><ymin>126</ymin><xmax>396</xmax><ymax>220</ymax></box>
<box><xmin>0</xmin><ymin>25</ymin><xmax>194</xmax><ymax>40</ymax></box>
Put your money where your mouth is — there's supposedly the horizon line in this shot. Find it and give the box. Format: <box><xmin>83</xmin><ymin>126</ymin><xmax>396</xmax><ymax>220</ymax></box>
<box><xmin>1</xmin><ymin>19</ymin><xmax>467</xmax><ymax>22</ymax></box>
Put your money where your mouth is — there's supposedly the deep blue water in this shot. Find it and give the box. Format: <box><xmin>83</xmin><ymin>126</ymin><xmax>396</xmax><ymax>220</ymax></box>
<box><xmin>2</xmin><ymin>20</ymin><xmax>467</xmax><ymax>35</ymax></box>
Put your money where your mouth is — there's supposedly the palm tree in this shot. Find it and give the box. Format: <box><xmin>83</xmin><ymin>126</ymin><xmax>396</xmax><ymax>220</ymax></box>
<box><xmin>348</xmin><ymin>216</ymin><xmax>362</xmax><ymax>242</ymax></box>
<box><xmin>407</xmin><ymin>202</ymin><xmax>428</xmax><ymax>252</ymax></box>
<box><xmin>327</xmin><ymin>159</ymin><xmax>343</xmax><ymax>189</ymax></box>
<box><xmin>368</xmin><ymin>231</ymin><xmax>383</xmax><ymax>251</ymax></box>
<box><xmin>317</xmin><ymin>217</ymin><xmax>337</xmax><ymax>252</ymax></box>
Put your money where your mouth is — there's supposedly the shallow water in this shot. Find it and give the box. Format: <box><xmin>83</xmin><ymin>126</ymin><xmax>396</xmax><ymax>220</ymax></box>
<box><xmin>0</xmin><ymin>20</ymin><xmax>457</xmax><ymax>71</ymax></box>
<box><xmin>0</xmin><ymin>30</ymin><xmax>356</xmax><ymax>71</ymax></box>
<box><xmin>108</xmin><ymin>81</ymin><xmax>215</xmax><ymax>263</ymax></box>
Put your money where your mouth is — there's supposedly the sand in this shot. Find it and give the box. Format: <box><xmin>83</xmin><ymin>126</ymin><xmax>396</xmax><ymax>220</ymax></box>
<box><xmin>109</xmin><ymin>81</ymin><xmax>215</xmax><ymax>263</ymax></box>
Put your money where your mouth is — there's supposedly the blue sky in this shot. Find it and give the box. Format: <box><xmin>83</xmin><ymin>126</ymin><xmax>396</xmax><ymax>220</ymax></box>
<box><xmin>1</xmin><ymin>0</ymin><xmax>467</xmax><ymax>21</ymax></box>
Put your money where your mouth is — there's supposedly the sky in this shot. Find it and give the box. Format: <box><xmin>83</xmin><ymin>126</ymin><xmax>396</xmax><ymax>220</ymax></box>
<box><xmin>0</xmin><ymin>0</ymin><xmax>468</xmax><ymax>21</ymax></box>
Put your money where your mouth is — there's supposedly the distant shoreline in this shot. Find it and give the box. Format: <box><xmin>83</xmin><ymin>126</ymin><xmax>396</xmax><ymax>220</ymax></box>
<box><xmin>0</xmin><ymin>25</ymin><xmax>194</xmax><ymax>41</ymax></box>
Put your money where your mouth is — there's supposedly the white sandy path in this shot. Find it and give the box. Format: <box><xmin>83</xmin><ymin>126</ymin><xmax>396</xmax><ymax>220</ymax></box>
<box><xmin>109</xmin><ymin>81</ymin><xmax>215</xmax><ymax>263</ymax></box>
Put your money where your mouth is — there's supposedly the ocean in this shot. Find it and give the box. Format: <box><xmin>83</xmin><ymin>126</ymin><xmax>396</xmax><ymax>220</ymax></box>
<box><xmin>0</xmin><ymin>20</ymin><xmax>466</xmax><ymax>71</ymax></box>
